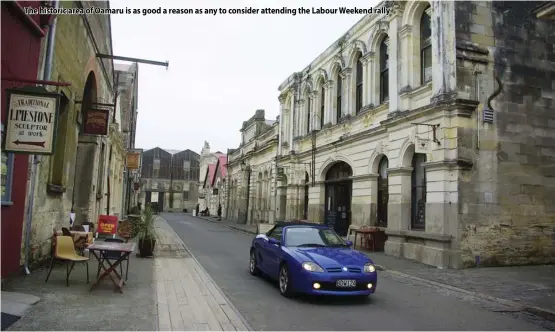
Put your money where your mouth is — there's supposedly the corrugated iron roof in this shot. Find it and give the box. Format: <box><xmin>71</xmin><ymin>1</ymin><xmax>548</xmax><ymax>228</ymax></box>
<box><xmin>204</xmin><ymin>164</ymin><xmax>216</xmax><ymax>188</ymax></box>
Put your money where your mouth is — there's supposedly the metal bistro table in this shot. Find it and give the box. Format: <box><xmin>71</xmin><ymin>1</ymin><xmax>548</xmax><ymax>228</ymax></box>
<box><xmin>87</xmin><ymin>241</ymin><xmax>136</xmax><ymax>293</ymax></box>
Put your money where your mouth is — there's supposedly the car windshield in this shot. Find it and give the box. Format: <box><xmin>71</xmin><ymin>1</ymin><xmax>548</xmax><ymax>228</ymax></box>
<box><xmin>284</xmin><ymin>227</ymin><xmax>348</xmax><ymax>247</ymax></box>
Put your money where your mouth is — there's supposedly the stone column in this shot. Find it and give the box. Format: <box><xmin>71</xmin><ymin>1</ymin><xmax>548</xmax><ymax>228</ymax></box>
<box><xmin>399</xmin><ymin>24</ymin><xmax>413</xmax><ymax>91</ymax></box>
<box><xmin>349</xmin><ymin>176</ymin><xmax>374</xmax><ymax>241</ymax></box>
<box><xmin>278</xmin><ymin>95</ymin><xmax>285</xmax><ymax>152</ymax></box>
<box><xmin>340</xmin><ymin>68</ymin><xmax>352</xmax><ymax>117</ymax></box>
<box><xmin>361</xmin><ymin>52</ymin><xmax>374</xmax><ymax>108</ymax></box>
<box><xmin>367</xmin><ymin>174</ymin><xmax>379</xmax><ymax>225</ymax></box>
<box><xmin>431</xmin><ymin>2</ymin><xmax>456</xmax><ymax>101</ymax></box>
<box><xmin>385</xmin><ymin>26</ymin><xmax>398</xmax><ymax>113</ymax></box>
<box><xmin>384</xmin><ymin>167</ymin><xmax>412</xmax><ymax>257</ymax></box>
<box><xmin>323</xmin><ymin>81</ymin><xmax>332</xmax><ymax>125</ymax></box>
<box><xmin>288</xmin><ymin>90</ymin><xmax>295</xmax><ymax>146</ymax></box>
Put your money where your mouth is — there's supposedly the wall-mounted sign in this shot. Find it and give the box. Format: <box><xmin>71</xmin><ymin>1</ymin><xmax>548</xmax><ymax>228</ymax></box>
<box><xmin>276</xmin><ymin>167</ymin><xmax>285</xmax><ymax>181</ymax></box>
<box><xmin>83</xmin><ymin>108</ymin><xmax>110</xmax><ymax>135</ymax></box>
<box><xmin>126</xmin><ymin>152</ymin><xmax>141</xmax><ymax>169</ymax></box>
<box><xmin>213</xmin><ymin>188</ymin><xmax>219</xmax><ymax>195</ymax></box>
<box><xmin>3</xmin><ymin>88</ymin><xmax>60</xmax><ymax>155</ymax></box>
<box><xmin>133</xmin><ymin>182</ymin><xmax>140</xmax><ymax>191</ymax></box>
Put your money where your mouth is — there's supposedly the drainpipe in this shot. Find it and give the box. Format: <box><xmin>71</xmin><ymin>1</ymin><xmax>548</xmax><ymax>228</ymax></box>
<box><xmin>23</xmin><ymin>0</ymin><xmax>59</xmax><ymax>275</ymax></box>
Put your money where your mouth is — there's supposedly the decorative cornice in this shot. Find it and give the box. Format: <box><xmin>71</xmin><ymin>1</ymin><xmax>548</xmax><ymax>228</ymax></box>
<box><xmin>339</xmin><ymin>68</ymin><xmax>352</xmax><ymax>78</ymax></box>
<box><xmin>361</xmin><ymin>51</ymin><xmax>375</xmax><ymax>64</ymax></box>
<box><xmin>387</xmin><ymin>166</ymin><xmax>413</xmax><ymax>175</ymax></box>
<box><xmin>399</xmin><ymin>24</ymin><xmax>413</xmax><ymax>38</ymax></box>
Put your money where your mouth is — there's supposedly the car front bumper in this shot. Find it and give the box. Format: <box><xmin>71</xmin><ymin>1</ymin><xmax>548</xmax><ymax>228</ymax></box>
<box><xmin>294</xmin><ymin>270</ymin><xmax>378</xmax><ymax>296</ymax></box>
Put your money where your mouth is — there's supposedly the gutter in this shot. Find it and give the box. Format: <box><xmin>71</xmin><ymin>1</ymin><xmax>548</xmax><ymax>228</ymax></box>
<box><xmin>23</xmin><ymin>0</ymin><xmax>59</xmax><ymax>276</ymax></box>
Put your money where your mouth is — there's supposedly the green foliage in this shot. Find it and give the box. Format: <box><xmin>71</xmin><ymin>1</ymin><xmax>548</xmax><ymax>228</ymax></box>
<box><xmin>132</xmin><ymin>204</ymin><xmax>156</xmax><ymax>242</ymax></box>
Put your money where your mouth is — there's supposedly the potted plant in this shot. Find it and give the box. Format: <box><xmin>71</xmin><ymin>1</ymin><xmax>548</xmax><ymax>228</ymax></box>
<box><xmin>133</xmin><ymin>204</ymin><xmax>157</xmax><ymax>257</ymax></box>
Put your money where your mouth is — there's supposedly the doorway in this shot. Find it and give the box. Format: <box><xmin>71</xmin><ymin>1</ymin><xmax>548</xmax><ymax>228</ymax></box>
<box><xmin>377</xmin><ymin>156</ymin><xmax>388</xmax><ymax>227</ymax></box>
<box><xmin>324</xmin><ymin>162</ymin><xmax>353</xmax><ymax>236</ymax></box>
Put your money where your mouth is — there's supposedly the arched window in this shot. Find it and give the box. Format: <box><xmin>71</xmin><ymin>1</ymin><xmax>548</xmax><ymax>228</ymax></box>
<box><xmin>355</xmin><ymin>52</ymin><xmax>363</xmax><ymax>114</ymax></box>
<box><xmin>306</xmin><ymin>94</ymin><xmax>311</xmax><ymax>134</ymax></box>
<box><xmin>320</xmin><ymin>85</ymin><xmax>325</xmax><ymax>128</ymax></box>
<box><xmin>420</xmin><ymin>6</ymin><xmax>432</xmax><ymax>84</ymax></box>
<box><xmin>336</xmin><ymin>72</ymin><xmax>342</xmax><ymax>121</ymax></box>
<box><xmin>379</xmin><ymin>38</ymin><xmax>389</xmax><ymax>103</ymax></box>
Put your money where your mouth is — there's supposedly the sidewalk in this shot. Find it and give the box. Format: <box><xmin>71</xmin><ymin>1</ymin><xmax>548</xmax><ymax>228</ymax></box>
<box><xmin>363</xmin><ymin>251</ymin><xmax>555</xmax><ymax>322</ymax></box>
<box><xmin>192</xmin><ymin>214</ymin><xmax>555</xmax><ymax>323</ymax></box>
<box><xmin>1</xmin><ymin>241</ymin><xmax>157</xmax><ymax>331</ymax></box>
<box><xmin>154</xmin><ymin>217</ymin><xmax>250</xmax><ymax>331</ymax></box>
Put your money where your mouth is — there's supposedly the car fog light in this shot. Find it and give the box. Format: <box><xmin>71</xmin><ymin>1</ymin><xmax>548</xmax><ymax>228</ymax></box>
<box><xmin>367</xmin><ymin>283</ymin><xmax>373</xmax><ymax>289</ymax></box>
<box><xmin>313</xmin><ymin>283</ymin><xmax>321</xmax><ymax>289</ymax></box>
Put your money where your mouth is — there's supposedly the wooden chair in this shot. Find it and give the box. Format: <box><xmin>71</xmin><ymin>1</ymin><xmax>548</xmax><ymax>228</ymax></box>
<box><xmin>45</xmin><ymin>235</ymin><xmax>90</xmax><ymax>286</ymax></box>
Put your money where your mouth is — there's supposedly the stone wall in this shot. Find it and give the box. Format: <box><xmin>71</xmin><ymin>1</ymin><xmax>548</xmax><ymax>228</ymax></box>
<box><xmin>25</xmin><ymin>1</ymin><xmax>115</xmax><ymax>264</ymax></box>
<box><xmin>455</xmin><ymin>1</ymin><xmax>555</xmax><ymax>267</ymax></box>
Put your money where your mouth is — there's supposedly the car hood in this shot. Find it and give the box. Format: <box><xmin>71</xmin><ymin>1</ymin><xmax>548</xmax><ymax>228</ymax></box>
<box><xmin>290</xmin><ymin>246</ymin><xmax>371</xmax><ymax>267</ymax></box>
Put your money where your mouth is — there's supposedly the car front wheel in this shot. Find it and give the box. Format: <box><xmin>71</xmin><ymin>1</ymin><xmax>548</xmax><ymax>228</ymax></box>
<box><xmin>279</xmin><ymin>264</ymin><xmax>294</xmax><ymax>298</ymax></box>
<box><xmin>249</xmin><ymin>250</ymin><xmax>260</xmax><ymax>276</ymax></box>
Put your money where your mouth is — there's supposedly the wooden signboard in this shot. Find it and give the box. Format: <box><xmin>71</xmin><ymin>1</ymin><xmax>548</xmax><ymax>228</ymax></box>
<box><xmin>3</xmin><ymin>88</ymin><xmax>60</xmax><ymax>155</ymax></box>
<box><xmin>83</xmin><ymin>108</ymin><xmax>110</xmax><ymax>135</ymax></box>
<box><xmin>126</xmin><ymin>152</ymin><xmax>140</xmax><ymax>169</ymax></box>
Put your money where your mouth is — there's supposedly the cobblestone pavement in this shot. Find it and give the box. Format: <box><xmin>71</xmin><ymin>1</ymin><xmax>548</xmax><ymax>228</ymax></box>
<box><xmin>165</xmin><ymin>212</ymin><xmax>552</xmax><ymax>331</ymax></box>
<box><xmin>188</xmin><ymin>212</ymin><xmax>555</xmax><ymax>327</ymax></box>
<box><xmin>154</xmin><ymin>217</ymin><xmax>250</xmax><ymax>331</ymax></box>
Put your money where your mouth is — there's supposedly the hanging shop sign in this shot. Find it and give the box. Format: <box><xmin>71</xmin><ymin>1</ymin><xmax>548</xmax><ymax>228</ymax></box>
<box><xmin>3</xmin><ymin>87</ymin><xmax>60</xmax><ymax>155</ymax></box>
<box><xmin>126</xmin><ymin>152</ymin><xmax>141</xmax><ymax>170</ymax></box>
<box><xmin>133</xmin><ymin>182</ymin><xmax>140</xmax><ymax>191</ymax></box>
<box><xmin>83</xmin><ymin>108</ymin><xmax>110</xmax><ymax>135</ymax></box>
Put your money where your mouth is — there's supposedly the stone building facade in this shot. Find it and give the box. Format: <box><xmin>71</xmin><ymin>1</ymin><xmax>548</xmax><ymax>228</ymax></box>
<box><xmin>275</xmin><ymin>0</ymin><xmax>555</xmax><ymax>268</ymax></box>
<box><xmin>114</xmin><ymin>62</ymin><xmax>140</xmax><ymax>215</ymax></box>
<box><xmin>200</xmin><ymin>154</ymin><xmax>228</xmax><ymax>216</ymax></box>
<box><xmin>24</xmin><ymin>0</ymin><xmax>122</xmax><ymax>264</ymax></box>
<box><xmin>198</xmin><ymin>141</ymin><xmax>224</xmax><ymax>211</ymax></box>
<box><xmin>225</xmin><ymin>110</ymin><xmax>279</xmax><ymax>224</ymax></box>
<box><xmin>139</xmin><ymin>147</ymin><xmax>200</xmax><ymax>212</ymax></box>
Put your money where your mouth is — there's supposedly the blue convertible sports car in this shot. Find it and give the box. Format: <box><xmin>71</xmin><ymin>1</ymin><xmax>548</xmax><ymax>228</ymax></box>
<box><xmin>249</xmin><ymin>222</ymin><xmax>378</xmax><ymax>298</ymax></box>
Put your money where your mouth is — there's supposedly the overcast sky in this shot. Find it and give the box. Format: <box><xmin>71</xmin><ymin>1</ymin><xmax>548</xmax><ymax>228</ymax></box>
<box><xmin>111</xmin><ymin>0</ymin><xmax>378</xmax><ymax>154</ymax></box>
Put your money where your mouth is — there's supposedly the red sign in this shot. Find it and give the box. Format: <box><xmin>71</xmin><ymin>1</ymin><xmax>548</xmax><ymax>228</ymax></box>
<box><xmin>98</xmin><ymin>215</ymin><xmax>118</xmax><ymax>235</ymax></box>
<box><xmin>83</xmin><ymin>108</ymin><xmax>110</xmax><ymax>135</ymax></box>
<box><xmin>133</xmin><ymin>182</ymin><xmax>140</xmax><ymax>191</ymax></box>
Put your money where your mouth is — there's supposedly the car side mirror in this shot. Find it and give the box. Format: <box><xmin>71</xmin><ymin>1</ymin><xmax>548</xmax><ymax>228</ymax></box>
<box><xmin>345</xmin><ymin>240</ymin><xmax>353</xmax><ymax>247</ymax></box>
<box><xmin>268</xmin><ymin>238</ymin><xmax>280</xmax><ymax>246</ymax></box>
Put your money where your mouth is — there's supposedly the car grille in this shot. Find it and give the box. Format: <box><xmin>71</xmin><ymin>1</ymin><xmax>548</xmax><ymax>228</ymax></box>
<box><xmin>326</xmin><ymin>267</ymin><xmax>361</xmax><ymax>273</ymax></box>
<box><xmin>318</xmin><ymin>281</ymin><xmax>369</xmax><ymax>291</ymax></box>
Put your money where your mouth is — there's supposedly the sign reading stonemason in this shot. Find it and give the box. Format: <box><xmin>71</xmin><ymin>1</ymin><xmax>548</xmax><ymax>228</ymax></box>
<box><xmin>4</xmin><ymin>88</ymin><xmax>60</xmax><ymax>155</ymax></box>
<box><xmin>83</xmin><ymin>108</ymin><xmax>110</xmax><ymax>135</ymax></box>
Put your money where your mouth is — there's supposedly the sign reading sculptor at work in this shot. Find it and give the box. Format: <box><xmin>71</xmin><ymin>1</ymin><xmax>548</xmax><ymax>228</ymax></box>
<box><xmin>3</xmin><ymin>88</ymin><xmax>59</xmax><ymax>154</ymax></box>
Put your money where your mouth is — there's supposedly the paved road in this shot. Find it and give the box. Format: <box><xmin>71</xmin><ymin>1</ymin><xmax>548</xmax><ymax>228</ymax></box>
<box><xmin>163</xmin><ymin>213</ymin><xmax>548</xmax><ymax>331</ymax></box>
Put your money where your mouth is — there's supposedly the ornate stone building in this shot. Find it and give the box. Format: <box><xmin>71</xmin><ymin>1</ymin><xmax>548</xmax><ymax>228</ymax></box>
<box><xmin>225</xmin><ymin>110</ymin><xmax>279</xmax><ymax>224</ymax></box>
<box><xmin>275</xmin><ymin>0</ymin><xmax>555</xmax><ymax>268</ymax></box>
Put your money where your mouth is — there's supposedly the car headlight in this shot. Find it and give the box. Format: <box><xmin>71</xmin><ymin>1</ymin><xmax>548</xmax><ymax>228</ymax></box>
<box><xmin>302</xmin><ymin>262</ymin><xmax>324</xmax><ymax>273</ymax></box>
<box><xmin>364</xmin><ymin>263</ymin><xmax>376</xmax><ymax>273</ymax></box>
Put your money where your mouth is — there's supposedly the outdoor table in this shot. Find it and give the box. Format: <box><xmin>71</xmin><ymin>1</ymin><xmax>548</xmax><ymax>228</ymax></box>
<box><xmin>87</xmin><ymin>241</ymin><xmax>136</xmax><ymax>293</ymax></box>
<box><xmin>353</xmin><ymin>227</ymin><xmax>387</xmax><ymax>251</ymax></box>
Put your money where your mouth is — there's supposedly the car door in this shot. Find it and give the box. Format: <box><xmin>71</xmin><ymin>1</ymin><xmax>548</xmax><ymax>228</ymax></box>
<box><xmin>261</xmin><ymin>226</ymin><xmax>283</xmax><ymax>278</ymax></box>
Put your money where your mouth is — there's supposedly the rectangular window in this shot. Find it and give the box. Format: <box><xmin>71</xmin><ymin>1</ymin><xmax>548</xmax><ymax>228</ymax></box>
<box><xmin>183</xmin><ymin>191</ymin><xmax>189</xmax><ymax>200</ymax></box>
<box><xmin>380</xmin><ymin>70</ymin><xmax>389</xmax><ymax>103</ymax></box>
<box><xmin>421</xmin><ymin>46</ymin><xmax>432</xmax><ymax>84</ymax></box>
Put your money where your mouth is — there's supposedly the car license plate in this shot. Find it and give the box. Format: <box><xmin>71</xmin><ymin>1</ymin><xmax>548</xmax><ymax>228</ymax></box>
<box><xmin>336</xmin><ymin>279</ymin><xmax>356</xmax><ymax>288</ymax></box>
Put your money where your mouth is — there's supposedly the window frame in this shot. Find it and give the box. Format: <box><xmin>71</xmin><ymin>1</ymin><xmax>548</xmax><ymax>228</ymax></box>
<box><xmin>379</xmin><ymin>39</ymin><xmax>389</xmax><ymax>104</ymax></box>
<box><xmin>1</xmin><ymin>124</ymin><xmax>15</xmax><ymax>205</ymax></box>
<box><xmin>355</xmin><ymin>55</ymin><xmax>363</xmax><ymax>114</ymax></box>
<box><xmin>420</xmin><ymin>7</ymin><xmax>432</xmax><ymax>85</ymax></box>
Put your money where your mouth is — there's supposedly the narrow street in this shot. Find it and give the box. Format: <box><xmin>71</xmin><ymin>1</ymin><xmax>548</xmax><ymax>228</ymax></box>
<box><xmin>162</xmin><ymin>213</ymin><xmax>547</xmax><ymax>331</ymax></box>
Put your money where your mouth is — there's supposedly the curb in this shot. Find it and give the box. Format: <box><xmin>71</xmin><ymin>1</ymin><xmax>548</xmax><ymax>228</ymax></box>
<box><xmin>382</xmin><ymin>269</ymin><xmax>555</xmax><ymax>322</ymax></box>
<box><xmin>158</xmin><ymin>216</ymin><xmax>254</xmax><ymax>331</ymax></box>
